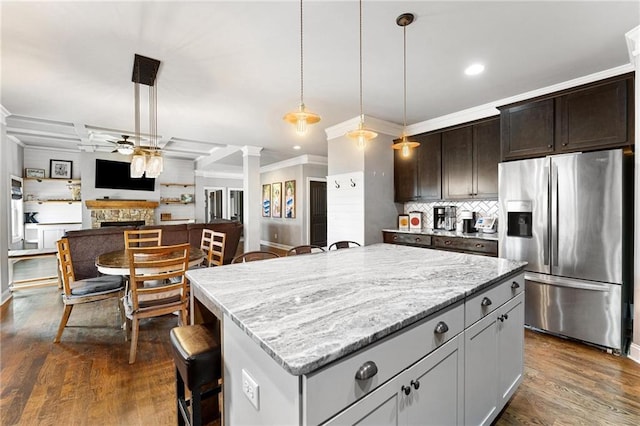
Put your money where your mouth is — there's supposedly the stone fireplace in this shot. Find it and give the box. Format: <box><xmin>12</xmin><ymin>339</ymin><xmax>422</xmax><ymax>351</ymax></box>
<box><xmin>85</xmin><ymin>200</ymin><xmax>159</xmax><ymax>229</ymax></box>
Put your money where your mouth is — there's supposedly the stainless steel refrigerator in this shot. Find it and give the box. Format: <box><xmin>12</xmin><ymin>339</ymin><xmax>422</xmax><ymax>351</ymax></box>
<box><xmin>498</xmin><ymin>149</ymin><xmax>632</xmax><ymax>352</ymax></box>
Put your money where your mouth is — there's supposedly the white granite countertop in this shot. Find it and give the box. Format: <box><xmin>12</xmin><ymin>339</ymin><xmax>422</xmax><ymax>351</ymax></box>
<box><xmin>383</xmin><ymin>228</ymin><xmax>499</xmax><ymax>241</ymax></box>
<box><xmin>187</xmin><ymin>243</ymin><xmax>525</xmax><ymax>376</ymax></box>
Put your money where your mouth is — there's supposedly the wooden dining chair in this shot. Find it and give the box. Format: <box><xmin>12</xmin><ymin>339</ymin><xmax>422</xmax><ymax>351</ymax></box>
<box><xmin>328</xmin><ymin>240</ymin><xmax>361</xmax><ymax>250</ymax></box>
<box><xmin>125</xmin><ymin>243</ymin><xmax>190</xmax><ymax>364</ymax></box>
<box><xmin>286</xmin><ymin>245</ymin><xmax>325</xmax><ymax>256</ymax></box>
<box><xmin>124</xmin><ymin>229</ymin><xmax>163</xmax><ymax>248</ymax></box>
<box><xmin>231</xmin><ymin>251</ymin><xmax>280</xmax><ymax>263</ymax></box>
<box><xmin>54</xmin><ymin>238</ymin><xmax>125</xmax><ymax>343</ymax></box>
<box><xmin>200</xmin><ymin>229</ymin><xmax>226</xmax><ymax>267</ymax></box>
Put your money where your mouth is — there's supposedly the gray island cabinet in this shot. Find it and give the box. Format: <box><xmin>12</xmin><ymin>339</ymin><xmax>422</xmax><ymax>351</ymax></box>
<box><xmin>186</xmin><ymin>244</ymin><xmax>526</xmax><ymax>426</ymax></box>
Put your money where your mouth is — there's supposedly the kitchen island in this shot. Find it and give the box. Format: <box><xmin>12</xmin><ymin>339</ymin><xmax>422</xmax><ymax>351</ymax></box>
<box><xmin>187</xmin><ymin>243</ymin><xmax>526</xmax><ymax>425</ymax></box>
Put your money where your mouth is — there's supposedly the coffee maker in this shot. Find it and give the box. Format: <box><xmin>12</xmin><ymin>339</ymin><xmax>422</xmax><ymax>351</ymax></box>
<box><xmin>444</xmin><ymin>206</ymin><xmax>457</xmax><ymax>231</ymax></box>
<box><xmin>433</xmin><ymin>207</ymin><xmax>446</xmax><ymax>230</ymax></box>
<box><xmin>461</xmin><ymin>210</ymin><xmax>476</xmax><ymax>233</ymax></box>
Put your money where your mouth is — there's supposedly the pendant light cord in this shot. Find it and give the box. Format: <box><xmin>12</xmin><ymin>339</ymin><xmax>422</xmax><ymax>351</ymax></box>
<box><xmin>300</xmin><ymin>0</ymin><xmax>304</xmax><ymax>106</ymax></box>
<box><xmin>403</xmin><ymin>24</ymin><xmax>407</xmax><ymax>130</ymax></box>
<box><xmin>359</xmin><ymin>0</ymin><xmax>363</xmax><ymax>122</ymax></box>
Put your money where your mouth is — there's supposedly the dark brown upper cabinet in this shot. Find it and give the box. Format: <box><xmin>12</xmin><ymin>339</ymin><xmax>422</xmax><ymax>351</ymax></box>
<box><xmin>500</xmin><ymin>98</ymin><xmax>555</xmax><ymax>160</ymax></box>
<box><xmin>557</xmin><ymin>78</ymin><xmax>631</xmax><ymax>152</ymax></box>
<box><xmin>500</xmin><ymin>74</ymin><xmax>634</xmax><ymax>161</ymax></box>
<box><xmin>442</xmin><ymin>118</ymin><xmax>499</xmax><ymax>200</ymax></box>
<box><xmin>394</xmin><ymin>133</ymin><xmax>442</xmax><ymax>202</ymax></box>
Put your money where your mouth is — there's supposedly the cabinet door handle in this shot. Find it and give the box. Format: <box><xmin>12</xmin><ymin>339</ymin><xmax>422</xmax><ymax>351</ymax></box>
<box><xmin>434</xmin><ymin>321</ymin><xmax>449</xmax><ymax>334</ymax></box>
<box><xmin>481</xmin><ymin>297</ymin><xmax>492</xmax><ymax>307</ymax></box>
<box><xmin>503</xmin><ymin>313</ymin><xmax>509</xmax><ymax>320</ymax></box>
<box><xmin>411</xmin><ymin>379</ymin><xmax>420</xmax><ymax>390</ymax></box>
<box><xmin>355</xmin><ymin>361</ymin><xmax>378</xmax><ymax>381</ymax></box>
<box><xmin>444</xmin><ymin>240</ymin><xmax>452</xmax><ymax>245</ymax></box>
<box><xmin>415</xmin><ymin>238</ymin><xmax>421</xmax><ymax>243</ymax></box>
<box><xmin>498</xmin><ymin>315</ymin><xmax>505</xmax><ymax>322</ymax></box>
<box><xmin>562</xmin><ymin>143</ymin><xmax>568</xmax><ymax>146</ymax></box>
<box><xmin>547</xmin><ymin>144</ymin><xmax>552</xmax><ymax>148</ymax></box>
<box><xmin>401</xmin><ymin>385</ymin><xmax>411</xmax><ymax>395</ymax></box>
<box><xmin>475</xmin><ymin>243</ymin><xmax>484</xmax><ymax>248</ymax></box>
<box><xmin>511</xmin><ymin>281</ymin><xmax>520</xmax><ymax>289</ymax></box>
<box><xmin>392</xmin><ymin>235</ymin><xmax>398</xmax><ymax>241</ymax></box>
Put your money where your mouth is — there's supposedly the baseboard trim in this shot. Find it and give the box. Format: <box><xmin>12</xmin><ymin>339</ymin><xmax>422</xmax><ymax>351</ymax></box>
<box><xmin>1</xmin><ymin>288</ymin><xmax>13</xmax><ymax>307</ymax></box>
<box><xmin>629</xmin><ymin>342</ymin><xmax>640</xmax><ymax>364</ymax></box>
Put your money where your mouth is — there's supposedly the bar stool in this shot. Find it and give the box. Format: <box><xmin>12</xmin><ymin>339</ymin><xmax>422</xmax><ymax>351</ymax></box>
<box><xmin>170</xmin><ymin>324</ymin><xmax>222</xmax><ymax>426</ymax></box>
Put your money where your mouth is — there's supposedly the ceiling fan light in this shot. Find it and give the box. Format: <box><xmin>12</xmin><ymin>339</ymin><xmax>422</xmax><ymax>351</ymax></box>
<box><xmin>117</xmin><ymin>145</ymin><xmax>134</xmax><ymax>155</ymax></box>
<box><xmin>130</xmin><ymin>151</ymin><xmax>146</xmax><ymax>178</ymax></box>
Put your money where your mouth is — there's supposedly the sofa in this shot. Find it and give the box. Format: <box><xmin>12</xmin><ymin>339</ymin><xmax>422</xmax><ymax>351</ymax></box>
<box><xmin>63</xmin><ymin>220</ymin><xmax>243</xmax><ymax>280</ymax></box>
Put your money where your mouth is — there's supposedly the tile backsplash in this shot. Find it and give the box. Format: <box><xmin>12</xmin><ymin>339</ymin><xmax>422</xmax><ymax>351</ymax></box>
<box><xmin>404</xmin><ymin>200</ymin><xmax>499</xmax><ymax>230</ymax></box>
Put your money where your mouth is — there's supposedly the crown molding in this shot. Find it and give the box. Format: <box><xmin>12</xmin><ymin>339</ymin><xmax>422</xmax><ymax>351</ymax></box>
<box><xmin>260</xmin><ymin>154</ymin><xmax>327</xmax><ymax>173</ymax></box>
<box><xmin>325</xmin><ymin>115</ymin><xmax>403</xmax><ymax>141</ymax></box>
<box><xmin>7</xmin><ymin>135</ymin><xmax>24</xmax><ymax>147</ymax></box>
<box><xmin>195</xmin><ymin>169</ymin><xmax>243</xmax><ymax>180</ymax></box>
<box><xmin>408</xmin><ymin>64</ymin><xmax>635</xmax><ymax>135</ymax></box>
<box><xmin>626</xmin><ymin>26</ymin><xmax>639</xmax><ymax>65</ymax></box>
<box><xmin>1</xmin><ymin>105</ymin><xmax>10</xmax><ymax>124</ymax></box>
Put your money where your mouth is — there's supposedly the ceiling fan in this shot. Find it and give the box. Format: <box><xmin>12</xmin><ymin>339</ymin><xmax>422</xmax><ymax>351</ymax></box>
<box><xmin>106</xmin><ymin>135</ymin><xmax>134</xmax><ymax>155</ymax></box>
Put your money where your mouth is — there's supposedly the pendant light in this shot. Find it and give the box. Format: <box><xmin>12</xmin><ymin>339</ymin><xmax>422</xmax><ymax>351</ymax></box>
<box><xmin>283</xmin><ymin>0</ymin><xmax>320</xmax><ymax>136</ymax></box>
<box><xmin>346</xmin><ymin>0</ymin><xmax>377</xmax><ymax>149</ymax></box>
<box><xmin>130</xmin><ymin>54</ymin><xmax>163</xmax><ymax>178</ymax></box>
<box><xmin>391</xmin><ymin>13</ymin><xmax>420</xmax><ymax>157</ymax></box>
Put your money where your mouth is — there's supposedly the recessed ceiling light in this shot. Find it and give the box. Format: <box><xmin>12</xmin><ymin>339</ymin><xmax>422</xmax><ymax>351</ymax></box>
<box><xmin>465</xmin><ymin>63</ymin><xmax>485</xmax><ymax>76</ymax></box>
<box><xmin>293</xmin><ymin>145</ymin><xmax>301</xmax><ymax>150</ymax></box>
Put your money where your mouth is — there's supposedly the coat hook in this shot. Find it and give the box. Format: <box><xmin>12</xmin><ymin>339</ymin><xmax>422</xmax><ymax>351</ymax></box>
<box><xmin>335</xmin><ymin>180</ymin><xmax>340</xmax><ymax>189</ymax></box>
<box><xmin>350</xmin><ymin>178</ymin><xmax>356</xmax><ymax>187</ymax></box>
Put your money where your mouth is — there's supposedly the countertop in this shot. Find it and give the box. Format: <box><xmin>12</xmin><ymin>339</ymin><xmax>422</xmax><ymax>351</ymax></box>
<box><xmin>187</xmin><ymin>243</ymin><xmax>525</xmax><ymax>376</ymax></box>
<box><xmin>383</xmin><ymin>228</ymin><xmax>499</xmax><ymax>241</ymax></box>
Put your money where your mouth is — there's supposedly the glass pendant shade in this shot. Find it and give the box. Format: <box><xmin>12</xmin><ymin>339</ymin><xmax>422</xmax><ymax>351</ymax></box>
<box><xmin>130</xmin><ymin>151</ymin><xmax>146</xmax><ymax>178</ymax></box>
<box><xmin>347</xmin><ymin>121</ymin><xmax>378</xmax><ymax>150</ymax></box>
<box><xmin>284</xmin><ymin>104</ymin><xmax>321</xmax><ymax>136</ymax></box>
<box><xmin>145</xmin><ymin>153</ymin><xmax>163</xmax><ymax>178</ymax></box>
<box><xmin>392</xmin><ymin>135</ymin><xmax>420</xmax><ymax>157</ymax></box>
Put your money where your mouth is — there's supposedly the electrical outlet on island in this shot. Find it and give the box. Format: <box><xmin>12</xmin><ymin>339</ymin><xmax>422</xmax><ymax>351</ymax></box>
<box><xmin>242</xmin><ymin>368</ymin><xmax>260</xmax><ymax>410</ymax></box>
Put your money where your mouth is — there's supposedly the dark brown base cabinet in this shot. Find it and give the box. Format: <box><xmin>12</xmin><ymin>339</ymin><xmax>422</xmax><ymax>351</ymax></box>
<box><xmin>383</xmin><ymin>231</ymin><xmax>498</xmax><ymax>257</ymax></box>
<box><xmin>500</xmin><ymin>73</ymin><xmax>634</xmax><ymax>161</ymax></box>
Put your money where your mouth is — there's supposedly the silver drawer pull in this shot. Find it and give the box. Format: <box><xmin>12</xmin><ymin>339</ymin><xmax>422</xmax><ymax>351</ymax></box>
<box><xmin>511</xmin><ymin>281</ymin><xmax>520</xmax><ymax>289</ymax></box>
<box><xmin>481</xmin><ymin>297</ymin><xmax>492</xmax><ymax>307</ymax></box>
<box><xmin>434</xmin><ymin>321</ymin><xmax>449</xmax><ymax>334</ymax></box>
<box><xmin>355</xmin><ymin>361</ymin><xmax>378</xmax><ymax>381</ymax></box>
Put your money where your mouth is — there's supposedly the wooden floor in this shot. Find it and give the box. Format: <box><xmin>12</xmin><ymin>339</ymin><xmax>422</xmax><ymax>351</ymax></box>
<box><xmin>2</xmin><ymin>275</ymin><xmax>640</xmax><ymax>425</ymax></box>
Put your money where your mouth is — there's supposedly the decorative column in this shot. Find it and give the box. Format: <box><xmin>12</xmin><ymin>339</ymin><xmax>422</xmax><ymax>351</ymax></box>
<box><xmin>242</xmin><ymin>146</ymin><xmax>263</xmax><ymax>252</ymax></box>
<box><xmin>1</xmin><ymin>106</ymin><xmax>11</xmax><ymax>304</ymax></box>
<box><xmin>625</xmin><ymin>25</ymin><xmax>640</xmax><ymax>364</ymax></box>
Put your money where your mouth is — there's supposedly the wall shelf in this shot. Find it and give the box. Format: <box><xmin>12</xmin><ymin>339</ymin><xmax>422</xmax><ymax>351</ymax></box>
<box><xmin>25</xmin><ymin>200</ymin><xmax>80</xmax><ymax>205</ymax></box>
<box><xmin>161</xmin><ymin>183</ymin><xmax>195</xmax><ymax>187</ymax></box>
<box><xmin>24</xmin><ymin>178</ymin><xmax>80</xmax><ymax>184</ymax></box>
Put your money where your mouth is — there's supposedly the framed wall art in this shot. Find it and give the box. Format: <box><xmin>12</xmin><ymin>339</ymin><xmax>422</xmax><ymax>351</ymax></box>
<box><xmin>24</xmin><ymin>168</ymin><xmax>45</xmax><ymax>179</ymax></box>
<box><xmin>262</xmin><ymin>184</ymin><xmax>271</xmax><ymax>217</ymax></box>
<box><xmin>284</xmin><ymin>180</ymin><xmax>295</xmax><ymax>219</ymax></box>
<box><xmin>271</xmin><ymin>182</ymin><xmax>282</xmax><ymax>218</ymax></box>
<box><xmin>50</xmin><ymin>159</ymin><xmax>72</xmax><ymax>179</ymax></box>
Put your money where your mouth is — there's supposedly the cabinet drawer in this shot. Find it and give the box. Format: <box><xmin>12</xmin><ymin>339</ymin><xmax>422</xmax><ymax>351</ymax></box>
<box><xmin>465</xmin><ymin>273</ymin><xmax>524</xmax><ymax>327</ymax></box>
<box><xmin>303</xmin><ymin>302</ymin><xmax>464</xmax><ymax>425</ymax></box>
<box><xmin>432</xmin><ymin>236</ymin><xmax>497</xmax><ymax>256</ymax></box>
<box><xmin>385</xmin><ymin>232</ymin><xmax>431</xmax><ymax>247</ymax></box>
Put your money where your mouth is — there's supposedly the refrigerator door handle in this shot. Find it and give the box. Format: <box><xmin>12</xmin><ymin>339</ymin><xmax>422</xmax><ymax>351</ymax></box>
<box><xmin>550</xmin><ymin>161</ymin><xmax>559</xmax><ymax>267</ymax></box>
<box><xmin>525</xmin><ymin>272</ymin><xmax>616</xmax><ymax>292</ymax></box>
<box><xmin>543</xmin><ymin>163</ymin><xmax>550</xmax><ymax>266</ymax></box>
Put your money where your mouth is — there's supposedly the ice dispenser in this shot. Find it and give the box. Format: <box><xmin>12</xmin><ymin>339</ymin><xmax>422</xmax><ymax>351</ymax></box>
<box><xmin>506</xmin><ymin>200</ymin><xmax>532</xmax><ymax>237</ymax></box>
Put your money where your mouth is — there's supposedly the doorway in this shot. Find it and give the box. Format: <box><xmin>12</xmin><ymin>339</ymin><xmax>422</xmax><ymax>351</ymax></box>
<box><xmin>204</xmin><ymin>187</ymin><xmax>225</xmax><ymax>222</ymax></box>
<box><xmin>228</xmin><ymin>188</ymin><xmax>244</xmax><ymax>224</ymax></box>
<box><xmin>309</xmin><ymin>180</ymin><xmax>327</xmax><ymax>247</ymax></box>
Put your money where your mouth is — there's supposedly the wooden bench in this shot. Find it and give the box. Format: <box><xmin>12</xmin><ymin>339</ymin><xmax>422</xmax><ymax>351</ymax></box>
<box><xmin>8</xmin><ymin>248</ymin><xmax>59</xmax><ymax>290</ymax></box>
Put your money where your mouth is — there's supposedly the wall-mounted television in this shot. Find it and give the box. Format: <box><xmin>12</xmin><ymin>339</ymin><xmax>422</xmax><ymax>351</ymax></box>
<box><xmin>95</xmin><ymin>159</ymin><xmax>155</xmax><ymax>191</ymax></box>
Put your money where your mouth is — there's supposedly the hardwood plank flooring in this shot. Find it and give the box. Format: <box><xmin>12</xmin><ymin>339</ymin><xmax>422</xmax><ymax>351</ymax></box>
<box><xmin>2</xmin><ymin>285</ymin><xmax>639</xmax><ymax>425</ymax></box>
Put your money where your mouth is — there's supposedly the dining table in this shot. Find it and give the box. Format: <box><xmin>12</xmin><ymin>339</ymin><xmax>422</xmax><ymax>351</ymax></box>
<box><xmin>95</xmin><ymin>246</ymin><xmax>206</xmax><ymax>275</ymax></box>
